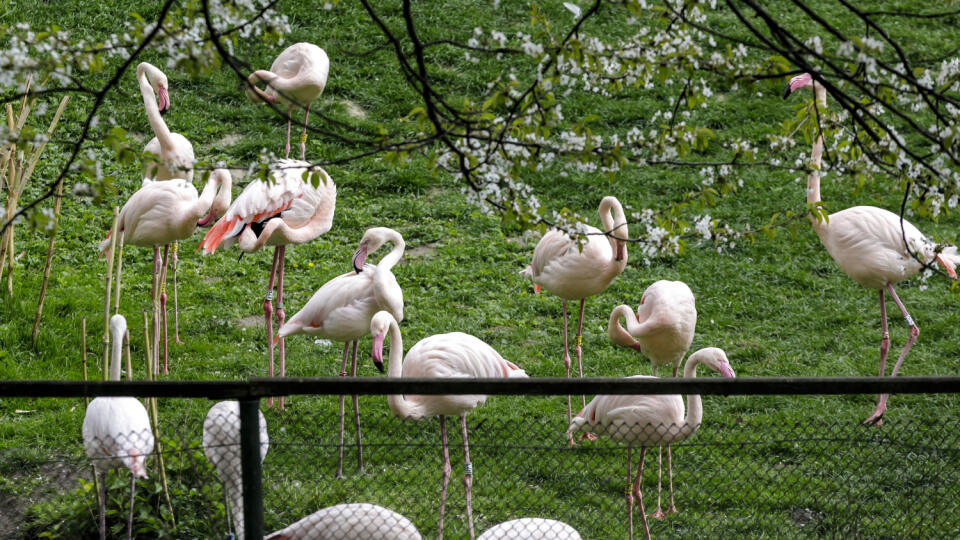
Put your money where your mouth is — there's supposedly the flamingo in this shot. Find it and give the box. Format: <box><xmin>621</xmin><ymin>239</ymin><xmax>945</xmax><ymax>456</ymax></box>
<box><xmin>264</xmin><ymin>503</ymin><xmax>421</xmax><ymax>540</ymax></box>
<box><xmin>82</xmin><ymin>314</ymin><xmax>154</xmax><ymax>540</ymax></box>
<box><xmin>246</xmin><ymin>42</ymin><xmax>329</xmax><ymax>160</ymax></box>
<box><xmin>520</xmin><ymin>196</ymin><xmax>628</xmax><ymax>439</ymax></box>
<box><xmin>608</xmin><ymin>280</ymin><xmax>697</xmax><ymax>516</ymax></box>
<box><xmin>199</xmin><ymin>159</ymin><xmax>337</xmax><ymax>408</ymax></box>
<box><xmin>567</xmin><ymin>347</ymin><xmax>735</xmax><ymax>540</ymax></box>
<box><xmin>784</xmin><ymin>73</ymin><xmax>960</xmax><ymax>425</ymax></box>
<box><xmin>277</xmin><ymin>227</ymin><xmax>403</xmax><ymax>477</ymax></box>
<box><xmin>137</xmin><ymin>61</ymin><xmax>198</xmax><ymax>345</ymax></box>
<box><xmin>478</xmin><ymin>518</ymin><xmax>581</xmax><ymax>540</ymax></box>
<box><xmin>370</xmin><ymin>311</ymin><xmax>528</xmax><ymax>540</ymax></box>
<box><xmin>99</xmin><ymin>169</ymin><xmax>232</xmax><ymax>373</ymax></box>
<box><xmin>202</xmin><ymin>400</ymin><xmax>269</xmax><ymax>540</ymax></box>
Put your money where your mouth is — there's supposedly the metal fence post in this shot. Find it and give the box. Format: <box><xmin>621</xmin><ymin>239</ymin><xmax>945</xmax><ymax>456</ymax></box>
<box><xmin>239</xmin><ymin>398</ymin><xmax>264</xmax><ymax>540</ymax></box>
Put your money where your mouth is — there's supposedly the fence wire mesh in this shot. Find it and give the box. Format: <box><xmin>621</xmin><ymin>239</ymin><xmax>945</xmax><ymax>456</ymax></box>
<box><xmin>2</xmin><ymin>393</ymin><xmax>960</xmax><ymax>539</ymax></box>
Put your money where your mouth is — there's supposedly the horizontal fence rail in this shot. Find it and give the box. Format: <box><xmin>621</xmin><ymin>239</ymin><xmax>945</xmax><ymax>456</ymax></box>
<box><xmin>3</xmin><ymin>375</ymin><xmax>960</xmax><ymax>398</ymax></box>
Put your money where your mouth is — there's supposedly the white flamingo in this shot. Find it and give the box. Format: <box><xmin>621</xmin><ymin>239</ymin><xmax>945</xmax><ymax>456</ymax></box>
<box><xmin>199</xmin><ymin>159</ymin><xmax>337</xmax><ymax>408</ymax></box>
<box><xmin>277</xmin><ymin>227</ymin><xmax>404</xmax><ymax>477</ymax></box>
<box><xmin>99</xmin><ymin>169</ymin><xmax>232</xmax><ymax>373</ymax></box>
<box><xmin>370</xmin><ymin>311</ymin><xmax>528</xmax><ymax>540</ymax></box>
<box><xmin>520</xmin><ymin>196</ymin><xmax>628</xmax><ymax>439</ymax></box>
<box><xmin>478</xmin><ymin>518</ymin><xmax>581</xmax><ymax>540</ymax></box>
<box><xmin>264</xmin><ymin>503</ymin><xmax>421</xmax><ymax>540</ymax></box>
<box><xmin>202</xmin><ymin>400</ymin><xmax>269</xmax><ymax>540</ymax></box>
<box><xmin>82</xmin><ymin>314</ymin><xmax>154</xmax><ymax>540</ymax></box>
<box><xmin>568</xmin><ymin>347</ymin><xmax>735</xmax><ymax>540</ymax></box>
<box><xmin>246</xmin><ymin>42</ymin><xmax>329</xmax><ymax>160</ymax></box>
<box><xmin>784</xmin><ymin>72</ymin><xmax>960</xmax><ymax>425</ymax></box>
<box><xmin>608</xmin><ymin>280</ymin><xmax>697</xmax><ymax>515</ymax></box>
<box><xmin>137</xmin><ymin>61</ymin><xmax>199</xmax><ymax>345</ymax></box>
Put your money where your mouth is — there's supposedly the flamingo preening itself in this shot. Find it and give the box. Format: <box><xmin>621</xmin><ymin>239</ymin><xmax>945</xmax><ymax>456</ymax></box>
<box><xmin>520</xmin><ymin>196</ymin><xmax>628</xmax><ymax>441</ymax></box>
<box><xmin>370</xmin><ymin>311</ymin><xmax>528</xmax><ymax>540</ymax></box>
<box><xmin>199</xmin><ymin>159</ymin><xmax>336</xmax><ymax>408</ymax></box>
<box><xmin>202</xmin><ymin>401</ymin><xmax>269</xmax><ymax>540</ymax></box>
<box><xmin>246</xmin><ymin>42</ymin><xmax>329</xmax><ymax>160</ymax></box>
<box><xmin>568</xmin><ymin>347</ymin><xmax>735</xmax><ymax>540</ymax></box>
<box><xmin>608</xmin><ymin>279</ymin><xmax>697</xmax><ymax>517</ymax></box>
<box><xmin>82</xmin><ymin>315</ymin><xmax>154</xmax><ymax>540</ymax></box>
<box><xmin>784</xmin><ymin>72</ymin><xmax>960</xmax><ymax>425</ymax></box>
<box><xmin>99</xmin><ymin>170</ymin><xmax>232</xmax><ymax>373</ymax></box>
<box><xmin>277</xmin><ymin>227</ymin><xmax>404</xmax><ymax>476</ymax></box>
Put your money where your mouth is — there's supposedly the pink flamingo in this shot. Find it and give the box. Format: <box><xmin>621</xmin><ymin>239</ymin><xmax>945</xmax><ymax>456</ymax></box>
<box><xmin>277</xmin><ymin>227</ymin><xmax>404</xmax><ymax>477</ymax></box>
<box><xmin>608</xmin><ymin>279</ymin><xmax>697</xmax><ymax>517</ymax></box>
<box><xmin>99</xmin><ymin>170</ymin><xmax>232</xmax><ymax>373</ymax></box>
<box><xmin>568</xmin><ymin>347</ymin><xmax>735</xmax><ymax>540</ymax></box>
<box><xmin>246</xmin><ymin>42</ymin><xmax>329</xmax><ymax>160</ymax></box>
<box><xmin>265</xmin><ymin>503</ymin><xmax>421</xmax><ymax>540</ymax></box>
<box><xmin>137</xmin><ymin>61</ymin><xmax>198</xmax><ymax>344</ymax></box>
<box><xmin>199</xmin><ymin>159</ymin><xmax>337</xmax><ymax>408</ymax></box>
<box><xmin>784</xmin><ymin>73</ymin><xmax>960</xmax><ymax>425</ymax></box>
<box><xmin>82</xmin><ymin>315</ymin><xmax>153</xmax><ymax>540</ymax></box>
<box><xmin>370</xmin><ymin>310</ymin><xmax>528</xmax><ymax>540</ymax></box>
<box><xmin>520</xmin><ymin>196</ymin><xmax>628</xmax><ymax>438</ymax></box>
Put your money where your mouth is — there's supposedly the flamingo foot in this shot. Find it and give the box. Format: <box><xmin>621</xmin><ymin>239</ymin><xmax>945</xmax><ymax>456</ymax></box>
<box><xmin>862</xmin><ymin>407</ymin><xmax>884</xmax><ymax>426</ymax></box>
<box><xmin>649</xmin><ymin>509</ymin><xmax>666</xmax><ymax>520</ymax></box>
<box><xmin>666</xmin><ymin>504</ymin><xmax>678</xmax><ymax>515</ymax></box>
<box><xmin>579</xmin><ymin>432</ymin><xmax>598</xmax><ymax>441</ymax></box>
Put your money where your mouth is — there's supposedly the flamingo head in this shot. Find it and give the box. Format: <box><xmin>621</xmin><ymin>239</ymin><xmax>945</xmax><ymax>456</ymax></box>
<box><xmin>370</xmin><ymin>311</ymin><xmax>395</xmax><ymax>373</ymax></box>
<box><xmin>352</xmin><ymin>242</ymin><xmax>368</xmax><ymax>273</ymax></box>
<box><xmin>615</xmin><ymin>239</ymin><xmax>626</xmax><ymax>261</ymax></box>
<box><xmin>121</xmin><ymin>448</ymin><xmax>149</xmax><ymax>479</ymax></box>
<box><xmin>157</xmin><ymin>84</ymin><xmax>170</xmax><ymax>115</ymax></box>
<box><xmin>693</xmin><ymin>347</ymin><xmax>736</xmax><ymax>378</ymax></box>
<box><xmin>198</xmin><ymin>170</ymin><xmax>232</xmax><ymax>227</ymax></box>
<box><xmin>783</xmin><ymin>73</ymin><xmax>813</xmax><ymax>99</ymax></box>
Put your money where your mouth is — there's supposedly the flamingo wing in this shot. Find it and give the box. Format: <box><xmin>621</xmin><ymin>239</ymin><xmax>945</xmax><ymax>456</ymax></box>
<box><xmin>280</xmin><ymin>270</ymin><xmax>377</xmax><ymax>341</ymax></box>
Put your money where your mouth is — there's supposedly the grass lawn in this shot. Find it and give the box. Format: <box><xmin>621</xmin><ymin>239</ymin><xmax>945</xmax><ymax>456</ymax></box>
<box><xmin>2</xmin><ymin>0</ymin><xmax>960</xmax><ymax>538</ymax></box>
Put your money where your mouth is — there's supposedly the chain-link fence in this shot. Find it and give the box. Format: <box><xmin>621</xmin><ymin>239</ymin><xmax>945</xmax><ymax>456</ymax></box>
<box><xmin>3</xmin><ymin>379</ymin><xmax>960</xmax><ymax>539</ymax></box>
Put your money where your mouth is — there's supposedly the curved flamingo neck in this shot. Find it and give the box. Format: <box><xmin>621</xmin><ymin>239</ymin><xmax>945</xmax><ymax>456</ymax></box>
<box><xmin>806</xmin><ymin>81</ymin><xmax>828</xmax><ymax>229</ymax></box>
<box><xmin>194</xmin><ymin>170</ymin><xmax>229</xmax><ymax>222</ymax></box>
<box><xmin>377</xmin><ymin>232</ymin><xmax>405</xmax><ymax>271</ymax></box>
<box><xmin>607</xmin><ymin>304</ymin><xmax>637</xmax><ymax>348</ymax></box>
<box><xmin>597</xmin><ymin>197</ymin><xmax>628</xmax><ymax>274</ymax></box>
<box><xmin>109</xmin><ymin>324</ymin><xmax>124</xmax><ymax>381</ymax></box>
<box><xmin>675</xmin><ymin>351</ymin><xmax>706</xmax><ymax>442</ymax></box>
<box><xmin>136</xmin><ymin>63</ymin><xmax>173</xmax><ymax>150</ymax></box>
<box><xmin>384</xmin><ymin>318</ymin><xmax>424</xmax><ymax>420</ymax></box>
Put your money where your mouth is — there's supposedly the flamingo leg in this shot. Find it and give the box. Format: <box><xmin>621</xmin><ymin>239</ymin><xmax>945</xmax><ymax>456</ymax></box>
<box><xmin>264</xmin><ymin>248</ymin><xmax>280</xmax><ymax>407</ymax></box>
<box><xmin>651</xmin><ymin>446</ymin><xmax>665</xmax><ymax>518</ymax></box>
<box><xmin>460</xmin><ymin>415</ymin><xmax>475</xmax><ymax>540</ymax></box>
<box><xmin>172</xmin><ymin>241</ymin><xmax>183</xmax><ymax>345</ymax></box>
<box><xmin>300</xmin><ymin>104</ymin><xmax>310</xmax><ymax>160</ymax></box>
<box><xmin>159</xmin><ymin>244</ymin><xmax>171</xmax><ymax>374</ymax></box>
<box><xmin>284</xmin><ymin>104</ymin><xmax>293</xmax><ymax>159</ymax></box>
<box><xmin>562</xmin><ymin>301</ymin><xmax>575</xmax><ymax>445</ymax></box>
<box><xmin>336</xmin><ymin>341</ymin><xmax>349</xmax><ymax>479</ymax></box>
<box><xmin>223</xmin><ymin>488</ymin><xmax>234</xmax><ymax>537</ymax></box>
<box><xmin>633</xmin><ymin>447</ymin><xmax>651</xmax><ymax>540</ymax></box>
<box><xmin>276</xmin><ymin>246</ymin><xmax>287</xmax><ymax>409</ymax></box>
<box><xmin>151</xmin><ymin>246</ymin><xmax>161</xmax><ymax>375</ymax></box>
<box><xmin>350</xmin><ymin>339</ymin><xmax>364</xmax><ymax>473</ymax></box>
<box><xmin>666</xmin><ymin>445</ymin><xmax>677</xmax><ymax>514</ymax></box>
<box><xmin>97</xmin><ymin>470</ymin><xmax>107</xmax><ymax>540</ymax></box>
<box><xmin>626</xmin><ymin>447</ymin><xmax>634</xmax><ymax>540</ymax></box>
<box><xmin>865</xmin><ymin>284</ymin><xmax>919</xmax><ymax>425</ymax></box>
<box><xmin>126</xmin><ymin>474</ymin><xmax>136</xmax><ymax>540</ymax></box>
<box><xmin>438</xmin><ymin>416</ymin><xmax>451</xmax><ymax>540</ymax></box>
<box><xmin>573</xmin><ymin>299</ymin><xmax>597</xmax><ymax>441</ymax></box>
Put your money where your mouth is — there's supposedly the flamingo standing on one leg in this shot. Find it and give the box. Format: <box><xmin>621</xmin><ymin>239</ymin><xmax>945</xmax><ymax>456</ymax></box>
<box><xmin>265</xmin><ymin>503</ymin><xmax>422</xmax><ymax>539</ymax></box>
<box><xmin>246</xmin><ymin>42</ymin><xmax>329</xmax><ymax>160</ymax></box>
<box><xmin>520</xmin><ymin>196</ymin><xmax>628</xmax><ymax>441</ymax></box>
<box><xmin>137</xmin><ymin>61</ymin><xmax>198</xmax><ymax>345</ymax></box>
<box><xmin>568</xmin><ymin>347</ymin><xmax>735</xmax><ymax>540</ymax></box>
<box><xmin>277</xmin><ymin>227</ymin><xmax>404</xmax><ymax>477</ymax></box>
<box><xmin>82</xmin><ymin>314</ymin><xmax>154</xmax><ymax>540</ymax></box>
<box><xmin>608</xmin><ymin>279</ymin><xmax>697</xmax><ymax>516</ymax></box>
<box><xmin>784</xmin><ymin>73</ymin><xmax>960</xmax><ymax>425</ymax></box>
<box><xmin>370</xmin><ymin>311</ymin><xmax>528</xmax><ymax>540</ymax></box>
<box><xmin>199</xmin><ymin>159</ymin><xmax>337</xmax><ymax>408</ymax></box>
<box><xmin>99</xmin><ymin>170</ymin><xmax>232</xmax><ymax>373</ymax></box>
<box><xmin>202</xmin><ymin>401</ymin><xmax>269</xmax><ymax>540</ymax></box>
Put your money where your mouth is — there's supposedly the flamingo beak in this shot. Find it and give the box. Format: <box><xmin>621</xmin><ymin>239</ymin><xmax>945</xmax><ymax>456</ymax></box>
<box><xmin>197</xmin><ymin>209</ymin><xmax>217</xmax><ymax>228</ymax></box>
<box><xmin>352</xmin><ymin>243</ymin><xmax>368</xmax><ymax>273</ymax></box>
<box><xmin>782</xmin><ymin>82</ymin><xmax>793</xmax><ymax>99</ymax></box>
<box><xmin>157</xmin><ymin>86</ymin><xmax>170</xmax><ymax>114</ymax></box>
<box><xmin>719</xmin><ymin>362</ymin><xmax>736</xmax><ymax>379</ymax></box>
<box><xmin>371</xmin><ymin>332</ymin><xmax>385</xmax><ymax>372</ymax></box>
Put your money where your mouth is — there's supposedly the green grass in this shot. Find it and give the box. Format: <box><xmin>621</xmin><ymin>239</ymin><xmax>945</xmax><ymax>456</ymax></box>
<box><xmin>3</xmin><ymin>0</ymin><xmax>960</xmax><ymax>538</ymax></box>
